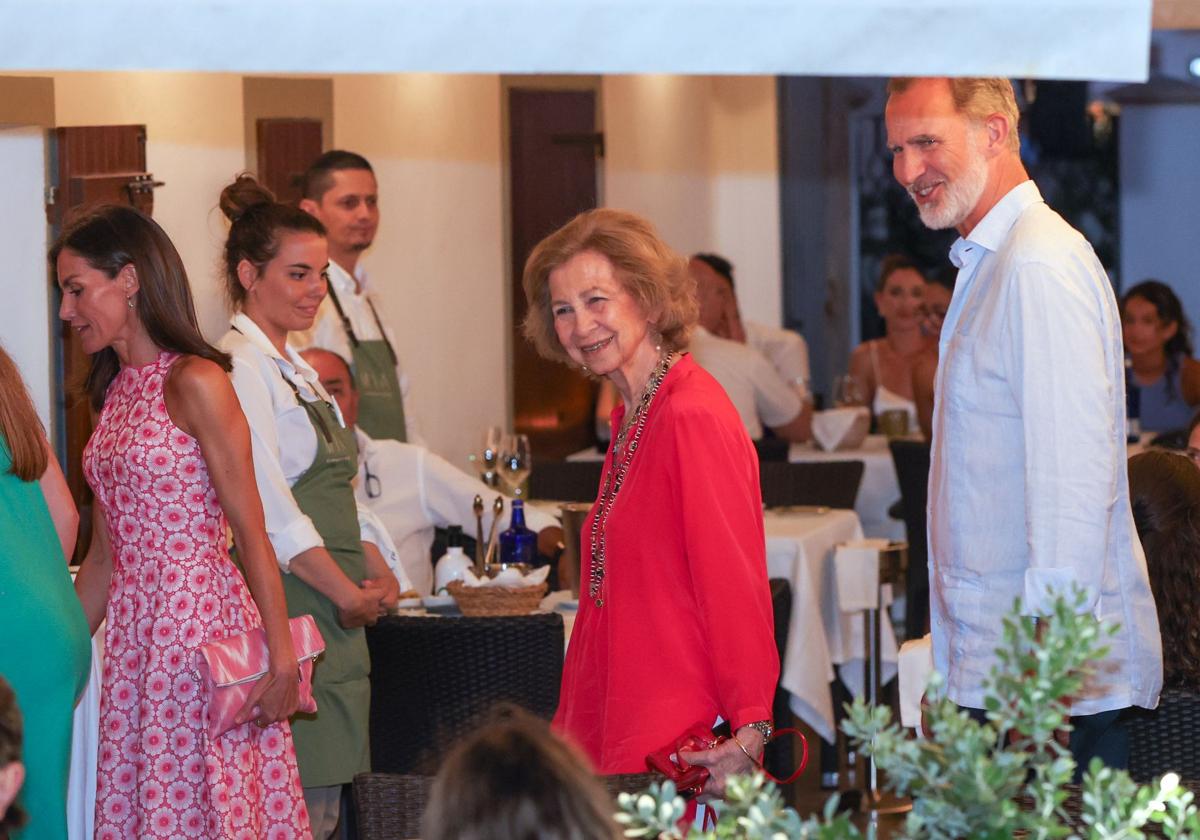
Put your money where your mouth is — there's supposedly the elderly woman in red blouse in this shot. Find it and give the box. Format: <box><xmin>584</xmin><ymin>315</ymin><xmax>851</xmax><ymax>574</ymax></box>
<box><xmin>521</xmin><ymin>208</ymin><xmax>779</xmax><ymax>794</ymax></box>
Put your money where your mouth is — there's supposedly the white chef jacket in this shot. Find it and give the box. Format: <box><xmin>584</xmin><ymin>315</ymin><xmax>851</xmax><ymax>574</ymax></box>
<box><xmin>745</xmin><ymin>320</ymin><xmax>811</xmax><ymax>388</ymax></box>
<box><xmin>929</xmin><ymin>180</ymin><xmax>1161</xmax><ymax>714</ymax></box>
<box><xmin>688</xmin><ymin>327</ymin><xmax>803</xmax><ymax>440</ymax></box>
<box><xmin>354</xmin><ymin>428</ymin><xmax>558</xmax><ymax>596</ymax></box>
<box><xmin>293</xmin><ymin>259</ymin><xmax>422</xmax><ymax>445</ymax></box>
<box><xmin>219</xmin><ymin>312</ymin><xmax>411</xmax><ymax>590</ymax></box>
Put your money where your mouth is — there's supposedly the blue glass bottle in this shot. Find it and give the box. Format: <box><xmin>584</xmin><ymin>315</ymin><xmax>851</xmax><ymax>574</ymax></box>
<box><xmin>499</xmin><ymin>499</ymin><xmax>537</xmax><ymax>568</ymax></box>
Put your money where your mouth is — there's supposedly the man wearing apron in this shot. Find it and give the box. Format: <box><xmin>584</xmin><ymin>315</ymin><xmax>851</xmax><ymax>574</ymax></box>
<box><xmin>297</xmin><ymin>150</ymin><xmax>414</xmax><ymax>443</ymax></box>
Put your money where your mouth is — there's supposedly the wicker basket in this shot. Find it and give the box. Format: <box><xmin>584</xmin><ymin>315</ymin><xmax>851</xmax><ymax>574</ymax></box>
<box><xmin>446</xmin><ymin>580</ymin><xmax>548</xmax><ymax>617</ymax></box>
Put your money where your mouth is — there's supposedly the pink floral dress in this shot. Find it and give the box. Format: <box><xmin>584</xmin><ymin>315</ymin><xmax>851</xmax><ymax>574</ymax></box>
<box><xmin>84</xmin><ymin>352</ymin><xmax>311</xmax><ymax>840</ymax></box>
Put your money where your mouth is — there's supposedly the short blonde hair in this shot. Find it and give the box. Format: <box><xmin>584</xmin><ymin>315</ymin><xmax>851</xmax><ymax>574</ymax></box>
<box><xmin>888</xmin><ymin>77</ymin><xmax>1021</xmax><ymax>153</ymax></box>
<box><xmin>521</xmin><ymin>208</ymin><xmax>697</xmax><ymax>366</ymax></box>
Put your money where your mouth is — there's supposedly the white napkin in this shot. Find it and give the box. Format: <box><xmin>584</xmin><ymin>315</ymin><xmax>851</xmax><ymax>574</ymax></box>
<box><xmin>833</xmin><ymin>538</ymin><xmax>890</xmax><ymax>610</ymax></box>
<box><xmin>898</xmin><ymin>635</ymin><xmax>934</xmax><ymax>729</ymax></box>
<box><xmin>812</xmin><ymin>407</ymin><xmax>870</xmax><ymax>452</ymax></box>
<box><xmin>458</xmin><ymin>565</ymin><xmax>551</xmax><ymax>588</ymax></box>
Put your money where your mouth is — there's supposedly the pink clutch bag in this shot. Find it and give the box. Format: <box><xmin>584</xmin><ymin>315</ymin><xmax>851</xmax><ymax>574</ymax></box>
<box><xmin>196</xmin><ymin>614</ymin><xmax>325</xmax><ymax>738</ymax></box>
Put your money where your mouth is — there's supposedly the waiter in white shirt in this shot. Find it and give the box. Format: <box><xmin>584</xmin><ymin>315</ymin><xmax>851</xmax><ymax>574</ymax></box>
<box><xmin>301</xmin><ymin>348</ymin><xmax>563</xmax><ymax>596</ymax></box>
<box><xmin>296</xmin><ymin>150</ymin><xmax>417</xmax><ymax>444</ymax></box>
<box><xmin>887</xmin><ymin>76</ymin><xmax>1161</xmax><ymax>772</ymax></box>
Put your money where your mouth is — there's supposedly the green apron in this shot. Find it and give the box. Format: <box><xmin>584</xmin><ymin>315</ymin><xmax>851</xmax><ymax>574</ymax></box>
<box><xmin>328</xmin><ymin>286</ymin><xmax>408</xmax><ymax>442</ymax></box>
<box><xmin>282</xmin><ymin>379</ymin><xmax>372</xmax><ymax>787</ymax></box>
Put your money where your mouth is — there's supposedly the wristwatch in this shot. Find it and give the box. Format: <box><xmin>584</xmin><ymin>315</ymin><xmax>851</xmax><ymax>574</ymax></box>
<box><xmin>746</xmin><ymin>720</ymin><xmax>773</xmax><ymax>742</ymax></box>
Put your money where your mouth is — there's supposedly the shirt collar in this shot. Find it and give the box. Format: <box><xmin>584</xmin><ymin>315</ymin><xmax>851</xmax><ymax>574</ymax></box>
<box><xmin>229</xmin><ymin>311</ymin><xmax>336</xmax><ymax>405</ymax></box>
<box><xmin>328</xmin><ymin>259</ymin><xmax>369</xmax><ymax>297</ymax></box>
<box><xmin>949</xmin><ymin>179</ymin><xmax>1043</xmax><ymax>267</ymax></box>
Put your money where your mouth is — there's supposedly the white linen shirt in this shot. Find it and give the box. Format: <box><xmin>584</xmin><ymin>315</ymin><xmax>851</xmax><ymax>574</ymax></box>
<box><xmin>355</xmin><ymin>429</ymin><xmax>558</xmax><ymax>596</ymax></box>
<box><xmin>929</xmin><ymin>180</ymin><xmax>1161</xmax><ymax>714</ymax></box>
<box><xmin>293</xmin><ymin>259</ymin><xmax>422</xmax><ymax>445</ymax></box>
<box><xmin>219</xmin><ymin>313</ymin><xmax>410</xmax><ymax>589</ymax></box>
<box><xmin>688</xmin><ymin>327</ymin><xmax>802</xmax><ymax>440</ymax></box>
<box><xmin>745</xmin><ymin>320</ymin><xmax>811</xmax><ymax>388</ymax></box>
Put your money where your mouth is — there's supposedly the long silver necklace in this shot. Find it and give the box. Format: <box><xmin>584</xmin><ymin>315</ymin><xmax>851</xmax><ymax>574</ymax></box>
<box><xmin>588</xmin><ymin>351</ymin><xmax>675</xmax><ymax>608</ymax></box>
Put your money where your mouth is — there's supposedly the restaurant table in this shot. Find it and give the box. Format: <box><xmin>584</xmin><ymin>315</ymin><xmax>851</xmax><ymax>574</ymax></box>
<box><xmin>764</xmin><ymin>507</ymin><xmax>898</xmax><ymax>744</ymax></box>
<box><xmin>788</xmin><ymin>434</ymin><xmax>906</xmax><ymax>542</ymax></box>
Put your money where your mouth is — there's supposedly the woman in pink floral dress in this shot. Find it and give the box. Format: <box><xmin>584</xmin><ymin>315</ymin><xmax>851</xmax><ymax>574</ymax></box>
<box><xmin>57</xmin><ymin>205</ymin><xmax>311</xmax><ymax>839</ymax></box>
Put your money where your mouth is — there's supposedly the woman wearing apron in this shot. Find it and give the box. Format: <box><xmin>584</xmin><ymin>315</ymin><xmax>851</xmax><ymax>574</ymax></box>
<box><xmin>215</xmin><ymin>175</ymin><xmax>407</xmax><ymax>838</ymax></box>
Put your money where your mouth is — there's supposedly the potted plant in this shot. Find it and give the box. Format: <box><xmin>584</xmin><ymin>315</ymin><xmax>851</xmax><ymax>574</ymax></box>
<box><xmin>617</xmin><ymin>588</ymin><xmax>1199</xmax><ymax>838</ymax></box>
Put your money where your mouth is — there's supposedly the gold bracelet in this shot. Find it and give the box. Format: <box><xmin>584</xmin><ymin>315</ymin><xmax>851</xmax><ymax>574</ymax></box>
<box><xmin>731</xmin><ymin>733</ymin><xmax>763</xmax><ymax>768</ymax></box>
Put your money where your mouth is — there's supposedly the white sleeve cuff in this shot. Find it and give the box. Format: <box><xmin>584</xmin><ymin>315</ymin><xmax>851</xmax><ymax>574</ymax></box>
<box><xmin>358</xmin><ymin>504</ymin><xmax>414</xmax><ymax>591</ymax></box>
<box><xmin>273</xmin><ymin>516</ymin><xmax>324</xmax><ymax>573</ymax></box>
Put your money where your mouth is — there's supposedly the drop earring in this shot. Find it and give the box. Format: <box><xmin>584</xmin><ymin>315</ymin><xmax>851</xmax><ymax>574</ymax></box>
<box><xmin>127</xmin><ymin>296</ymin><xmax>135</xmax><ymax>309</ymax></box>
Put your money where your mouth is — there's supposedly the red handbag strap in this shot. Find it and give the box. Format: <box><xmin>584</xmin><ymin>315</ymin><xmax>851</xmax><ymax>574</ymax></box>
<box><xmin>754</xmin><ymin>727</ymin><xmax>809</xmax><ymax>786</ymax></box>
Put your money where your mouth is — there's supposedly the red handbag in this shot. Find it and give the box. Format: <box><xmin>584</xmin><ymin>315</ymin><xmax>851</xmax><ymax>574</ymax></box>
<box><xmin>196</xmin><ymin>615</ymin><xmax>325</xmax><ymax>738</ymax></box>
<box><xmin>645</xmin><ymin>721</ymin><xmax>720</xmax><ymax>799</ymax></box>
<box><xmin>645</xmin><ymin>721</ymin><xmax>810</xmax><ymax>800</ymax></box>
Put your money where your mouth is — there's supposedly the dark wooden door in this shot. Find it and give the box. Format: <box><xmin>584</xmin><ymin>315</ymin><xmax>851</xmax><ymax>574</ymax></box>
<box><xmin>509</xmin><ymin>88</ymin><xmax>600</xmax><ymax>459</ymax></box>
<box><xmin>48</xmin><ymin>124</ymin><xmax>158</xmax><ymax>562</ymax></box>
<box><xmin>257</xmin><ymin>119</ymin><xmax>323</xmax><ymax>205</ymax></box>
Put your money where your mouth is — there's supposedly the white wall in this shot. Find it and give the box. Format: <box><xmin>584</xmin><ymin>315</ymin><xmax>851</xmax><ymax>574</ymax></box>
<box><xmin>0</xmin><ymin>126</ymin><xmax>52</xmax><ymax>427</ymax></box>
<box><xmin>603</xmin><ymin>74</ymin><xmax>783</xmax><ymax>328</ymax></box>
<box><xmin>333</xmin><ymin>74</ymin><xmax>507</xmax><ymax>469</ymax></box>
<box><xmin>1119</xmin><ymin>103</ymin><xmax>1200</xmax><ymax>332</ymax></box>
<box><xmin>53</xmin><ymin>72</ymin><xmax>246</xmax><ymax>341</ymax></box>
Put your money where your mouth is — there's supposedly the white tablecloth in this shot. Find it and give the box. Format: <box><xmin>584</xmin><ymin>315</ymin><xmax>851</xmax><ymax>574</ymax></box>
<box><xmin>788</xmin><ymin>434</ymin><xmax>906</xmax><ymax>542</ymax></box>
<box><xmin>765</xmin><ymin>508</ymin><xmax>898</xmax><ymax>743</ymax></box>
<box><xmin>68</xmin><ymin>631</ymin><xmax>102</xmax><ymax>840</ymax></box>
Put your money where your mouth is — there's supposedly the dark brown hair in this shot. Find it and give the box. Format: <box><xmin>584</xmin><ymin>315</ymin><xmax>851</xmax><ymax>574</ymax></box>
<box><xmin>0</xmin><ymin>675</ymin><xmax>26</xmax><ymax>835</ymax></box>
<box><xmin>1129</xmin><ymin>450</ymin><xmax>1200</xmax><ymax>688</ymax></box>
<box><xmin>877</xmin><ymin>253</ymin><xmax>925</xmax><ymax>292</ymax></box>
<box><xmin>422</xmin><ymin>706</ymin><xmax>619</xmax><ymax>840</ymax></box>
<box><xmin>0</xmin><ymin>345</ymin><xmax>47</xmax><ymax>481</ymax></box>
<box><xmin>299</xmin><ymin>149</ymin><xmax>374</xmax><ymax>202</ymax></box>
<box><xmin>1122</xmin><ymin>279</ymin><xmax>1194</xmax><ymax>401</ymax></box>
<box><xmin>49</xmin><ymin>205</ymin><xmax>232</xmax><ymax>412</ymax></box>
<box><xmin>522</xmin><ymin>208</ymin><xmax>696</xmax><ymax>366</ymax></box>
<box><xmin>220</xmin><ymin>174</ymin><xmax>327</xmax><ymax>307</ymax></box>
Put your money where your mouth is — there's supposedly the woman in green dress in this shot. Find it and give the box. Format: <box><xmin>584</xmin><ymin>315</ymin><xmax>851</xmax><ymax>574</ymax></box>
<box><xmin>0</xmin><ymin>345</ymin><xmax>91</xmax><ymax>839</ymax></box>
<box><xmin>215</xmin><ymin>174</ymin><xmax>405</xmax><ymax>839</ymax></box>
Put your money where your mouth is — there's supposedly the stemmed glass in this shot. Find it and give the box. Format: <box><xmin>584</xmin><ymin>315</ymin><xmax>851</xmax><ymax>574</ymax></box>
<box><xmin>833</xmin><ymin>374</ymin><xmax>865</xmax><ymax>408</ymax></box>
<box><xmin>499</xmin><ymin>433</ymin><xmax>532</xmax><ymax>497</ymax></box>
<box><xmin>480</xmin><ymin>425</ymin><xmax>503</xmax><ymax>487</ymax></box>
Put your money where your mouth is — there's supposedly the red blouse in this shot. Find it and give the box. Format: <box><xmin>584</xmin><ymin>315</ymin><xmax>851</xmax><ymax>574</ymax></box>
<box><xmin>552</xmin><ymin>354</ymin><xmax>779</xmax><ymax>773</ymax></box>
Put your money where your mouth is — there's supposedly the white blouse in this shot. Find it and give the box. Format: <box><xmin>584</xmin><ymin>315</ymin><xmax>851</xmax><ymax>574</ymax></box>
<box><xmin>219</xmin><ymin>312</ymin><xmax>409</xmax><ymax>588</ymax></box>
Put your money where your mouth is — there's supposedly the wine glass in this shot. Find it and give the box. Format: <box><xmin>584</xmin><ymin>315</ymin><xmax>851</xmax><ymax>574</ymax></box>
<box><xmin>480</xmin><ymin>425</ymin><xmax>503</xmax><ymax>487</ymax></box>
<box><xmin>833</xmin><ymin>374</ymin><xmax>864</xmax><ymax>408</ymax></box>
<box><xmin>500</xmin><ymin>433</ymin><xmax>532</xmax><ymax>497</ymax></box>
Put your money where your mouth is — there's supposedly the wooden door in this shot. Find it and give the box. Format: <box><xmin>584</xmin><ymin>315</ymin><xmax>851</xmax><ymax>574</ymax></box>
<box><xmin>509</xmin><ymin>89</ymin><xmax>600</xmax><ymax>459</ymax></box>
<box><xmin>48</xmin><ymin>124</ymin><xmax>160</xmax><ymax>562</ymax></box>
<box><xmin>256</xmin><ymin>118</ymin><xmax>323</xmax><ymax>205</ymax></box>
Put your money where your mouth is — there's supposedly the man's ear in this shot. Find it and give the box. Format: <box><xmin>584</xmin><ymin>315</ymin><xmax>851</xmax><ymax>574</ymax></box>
<box><xmin>983</xmin><ymin>112</ymin><xmax>1012</xmax><ymax>155</ymax></box>
<box><xmin>298</xmin><ymin>197</ymin><xmax>320</xmax><ymax>217</ymax></box>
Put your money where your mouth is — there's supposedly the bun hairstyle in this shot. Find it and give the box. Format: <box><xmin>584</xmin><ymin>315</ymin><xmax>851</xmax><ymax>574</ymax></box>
<box><xmin>219</xmin><ymin>173</ymin><xmax>326</xmax><ymax>307</ymax></box>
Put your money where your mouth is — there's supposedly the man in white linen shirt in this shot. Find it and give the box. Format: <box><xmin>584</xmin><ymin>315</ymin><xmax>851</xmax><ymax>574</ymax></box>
<box><xmin>301</xmin><ymin>348</ymin><xmax>562</xmax><ymax>596</ymax></box>
<box><xmin>886</xmin><ymin>76</ymin><xmax>1161</xmax><ymax>771</ymax></box>
<box><xmin>689</xmin><ymin>256</ymin><xmax>812</xmax><ymax>443</ymax></box>
<box><xmin>295</xmin><ymin>150</ymin><xmax>420</xmax><ymax>444</ymax></box>
<box><xmin>691</xmin><ymin>253</ymin><xmax>811</xmax><ymax>393</ymax></box>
